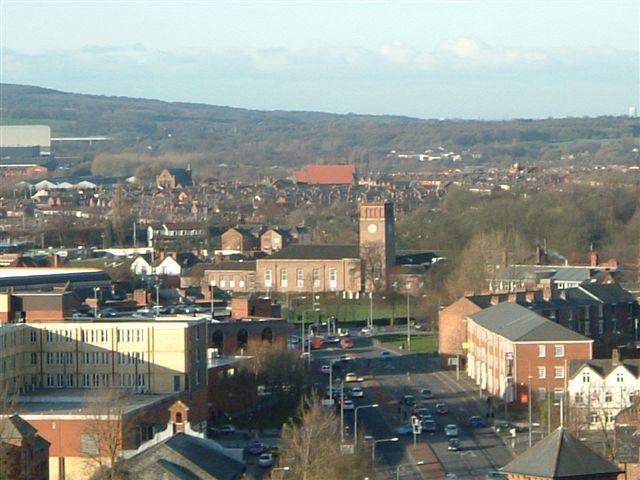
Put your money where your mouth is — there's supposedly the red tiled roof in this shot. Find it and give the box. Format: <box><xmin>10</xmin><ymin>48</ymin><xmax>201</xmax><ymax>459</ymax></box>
<box><xmin>293</xmin><ymin>164</ymin><xmax>356</xmax><ymax>185</ymax></box>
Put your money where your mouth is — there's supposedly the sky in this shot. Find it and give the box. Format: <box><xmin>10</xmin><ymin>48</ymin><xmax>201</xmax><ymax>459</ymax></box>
<box><xmin>1</xmin><ymin>1</ymin><xmax>638</xmax><ymax>119</ymax></box>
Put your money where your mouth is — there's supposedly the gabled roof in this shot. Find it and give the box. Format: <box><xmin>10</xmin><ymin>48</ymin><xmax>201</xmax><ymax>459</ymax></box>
<box><xmin>501</xmin><ymin>427</ymin><xmax>622</xmax><ymax>478</ymax></box>
<box><xmin>265</xmin><ymin>244</ymin><xmax>359</xmax><ymax>260</ymax></box>
<box><xmin>568</xmin><ymin>358</ymin><xmax>640</xmax><ymax>380</ymax></box>
<box><xmin>294</xmin><ymin>164</ymin><xmax>356</xmax><ymax>185</ymax></box>
<box><xmin>575</xmin><ymin>283</ymin><xmax>636</xmax><ymax>304</ymax></box>
<box><xmin>468</xmin><ymin>302</ymin><xmax>590</xmax><ymax>342</ymax></box>
<box><xmin>0</xmin><ymin>414</ymin><xmax>37</xmax><ymax>440</ymax></box>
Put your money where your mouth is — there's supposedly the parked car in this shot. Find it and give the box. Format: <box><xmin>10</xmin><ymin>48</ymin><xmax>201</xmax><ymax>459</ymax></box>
<box><xmin>98</xmin><ymin>308</ymin><xmax>118</xmax><ymax>317</ymax></box>
<box><xmin>469</xmin><ymin>416</ymin><xmax>488</xmax><ymax>428</ymax></box>
<box><xmin>446</xmin><ymin>475</ymin><xmax>459</xmax><ymax>480</ymax></box>
<box><xmin>209</xmin><ymin>424</ymin><xmax>236</xmax><ymax>435</ymax></box>
<box><xmin>421</xmin><ymin>419</ymin><xmax>437</xmax><ymax>432</ymax></box>
<box><xmin>380</xmin><ymin>351</ymin><xmax>391</xmax><ymax>360</ymax></box>
<box><xmin>342</xmin><ymin>399</ymin><xmax>355</xmax><ymax>411</ymax></box>
<box><xmin>485</xmin><ymin>472</ymin><xmax>507</xmax><ymax>480</ymax></box>
<box><xmin>394</xmin><ymin>424</ymin><xmax>414</xmax><ymax>436</ymax></box>
<box><xmin>350</xmin><ymin>387</ymin><xmax>364</xmax><ymax>398</ymax></box>
<box><xmin>448</xmin><ymin>439</ymin><xmax>462</xmax><ymax>451</ymax></box>
<box><xmin>494</xmin><ymin>422</ymin><xmax>526</xmax><ymax>434</ymax></box>
<box><xmin>435</xmin><ymin>403</ymin><xmax>449</xmax><ymax>414</ymax></box>
<box><xmin>345</xmin><ymin>372</ymin><xmax>358</xmax><ymax>382</ymax></box>
<box><xmin>320</xmin><ymin>364</ymin><xmax>331</xmax><ymax>374</ymax></box>
<box><xmin>444</xmin><ymin>424</ymin><xmax>459</xmax><ymax>437</ymax></box>
<box><xmin>402</xmin><ymin>395</ymin><xmax>416</xmax><ymax>406</ymax></box>
<box><xmin>414</xmin><ymin>405</ymin><xmax>430</xmax><ymax>417</ymax></box>
<box><xmin>420</xmin><ymin>388</ymin><xmax>434</xmax><ymax>399</ymax></box>
<box><xmin>338</xmin><ymin>329</ymin><xmax>350</xmax><ymax>337</ymax></box>
<box><xmin>244</xmin><ymin>440</ymin><xmax>264</xmax><ymax>455</ymax></box>
<box><xmin>258</xmin><ymin>453</ymin><xmax>274</xmax><ymax>467</ymax></box>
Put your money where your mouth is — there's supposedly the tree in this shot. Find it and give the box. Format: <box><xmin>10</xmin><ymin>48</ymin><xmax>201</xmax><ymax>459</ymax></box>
<box><xmin>82</xmin><ymin>387</ymin><xmax>133</xmax><ymax>480</ymax></box>
<box><xmin>275</xmin><ymin>394</ymin><xmax>370</xmax><ymax>480</ymax></box>
<box><xmin>103</xmin><ymin>222</ymin><xmax>115</xmax><ymax>248</ymax></box>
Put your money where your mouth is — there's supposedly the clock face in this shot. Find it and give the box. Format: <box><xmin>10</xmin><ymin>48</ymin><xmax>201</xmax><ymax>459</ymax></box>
<box><xmin>368</xmin><ymin>223</ymin><xmax>378</xmax><ymax>234</ymax></box>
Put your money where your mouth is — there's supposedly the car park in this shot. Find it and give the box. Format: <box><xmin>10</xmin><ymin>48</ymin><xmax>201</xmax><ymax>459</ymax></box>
<box><xmin>258</xmin><ymin>453</ymin><xmax>274</xmax><ymax>467</ymax></box>
<box><xmin>448</xmin><ymin>439</ymin><xmax>462</xmax><ymax>451</ymax></box>
<box><xmin>435</xmin><ymin>402</ymin><xmax>449</xmax><ymax>414</ymax></box>
<box><xmin>350</xmin><ymin>387</ymin><xmax>364</xmax><ymax>398</ymax></box>
<box><xmin>420</xmin><ymin>388</ymin><xmax>434</xmax><ymax>399</ymax></box>
<box><xmin>444</xmin><ymin>424</ymin><xmax>459</xmax><ymax>437</ymax></box>
<box><xmin>209</xmin><ymin>424</ymin><xmax>236</xmax><ymax>435</ymax></box>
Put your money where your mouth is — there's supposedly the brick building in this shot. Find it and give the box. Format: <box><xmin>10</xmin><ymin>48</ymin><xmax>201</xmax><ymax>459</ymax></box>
<box><xmin>0</xmin><ymin>414</ymin><xmax>50</xmax><ymax>480</ymax></box>
<box><xmin>156</xmin><ymin>168</ymin><xmax>193</xmax><ymax>190</ymax></box>
<box><xmin>439</xmin><ymin>282</ymin><xmax>638</xmax><ymax>369</ymax></box>
<box><xmin>220</xmin><ymin>227</ymin><xmax>260</xmax><ymax>255</ymax></box>
<box><xmin>293</xmin><ymin>164</ymin><xmax>356</xmax><ymax>185</ymax></box>
<box><xmin>466</xmin><ymin>302</ymin><xmax>592</xmax><ymax>404</ymax></box>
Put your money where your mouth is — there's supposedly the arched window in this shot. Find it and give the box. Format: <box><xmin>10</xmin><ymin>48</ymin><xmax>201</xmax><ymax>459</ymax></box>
<box><xmin>237</xmin><ymin>329</ymin><xmax>248</xmax><ymax>349</ymax></box>
<box><xmin>212</xmin><ymin>330</ymin><xmax>224</xmax><ymax>350</ymax></box>
<box><xmin>261</xmin><ymin>328</ymin><xmax>273</xmax><ymax>343</ymax></box>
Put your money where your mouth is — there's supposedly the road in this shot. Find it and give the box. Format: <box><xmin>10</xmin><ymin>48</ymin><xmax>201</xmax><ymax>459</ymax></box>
<box><xmin>310</xmin><ymin>335</ymin><xmax>515</xmax><ymax>479</ymax></box>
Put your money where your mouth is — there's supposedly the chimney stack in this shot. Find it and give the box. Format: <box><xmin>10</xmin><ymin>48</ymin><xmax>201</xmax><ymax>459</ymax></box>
<box><xmin>589</xmin><ymin>250</ymin><xmax>599</xmax><ymax>267</ymax></box>
<box><xmin>612</xmin><ymin>348</ymin><xmax>620</xmax><ymax>366</ymax></box>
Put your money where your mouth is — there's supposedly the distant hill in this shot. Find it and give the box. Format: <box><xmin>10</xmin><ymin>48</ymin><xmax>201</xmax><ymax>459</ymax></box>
<box><xmin>0</xmin><ymin>83</ymin><xmax>637</xmax><ymax>174</ymax></box>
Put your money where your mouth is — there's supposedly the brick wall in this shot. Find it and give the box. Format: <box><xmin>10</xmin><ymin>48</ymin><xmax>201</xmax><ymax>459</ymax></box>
<box><xmin>438</xmin><ymin>297</ymin><xmax>483</xmax><ymax>369</ymax></box>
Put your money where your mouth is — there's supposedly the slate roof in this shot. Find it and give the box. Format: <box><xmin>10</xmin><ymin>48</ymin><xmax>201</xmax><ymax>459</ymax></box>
<box><xmin>501</xmin><ymin>427</ymin><xmax>622</xmax><ymax>478</ymax></box>
<box><xmin>0</xmin><ymin>414</ymin><xmax>37</xmax><ymax>440</ymax></box>
<box><xmin>468</xmin><ymin>302</ymin><xmax>590</xmax><ymax>342</ymax></box>
<box><xmin>206</xmin><ymin>261</ymin><xmax>256</xmax><ymax>271</ymax></box>
<box><xmin>573</xmin><ymin>283</ymin><xmax>636</xmax><ymax>304</ymax></box>
<box><xmin>167</xmin><ymin>168</ymin><xmax>193</xmax><ymax>187</ymax></box>
<box><xmin>123</xmin><ymin>433</ymin><xmax>245</xmax><ymax>480</ymax></box>
<box><xmin>265</xmin><ymin>244</ymin><xmax>359</xmax><ymax>260</ymax></box>
<box><xmin>568</xmin><ymin>358</ymin><xmax>640</xmax><ymax>380</ymax></box>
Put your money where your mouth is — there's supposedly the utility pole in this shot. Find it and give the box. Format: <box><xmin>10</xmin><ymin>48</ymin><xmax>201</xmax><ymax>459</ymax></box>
<box><xmin>340</xmin><ymin>380</ymin><xmax>345</xmax><ymax>442</ymax></box>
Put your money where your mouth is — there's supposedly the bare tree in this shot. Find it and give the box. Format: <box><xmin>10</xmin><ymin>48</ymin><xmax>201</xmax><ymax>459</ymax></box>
<box><xmin>82</xmin><ymin>387</ymin><xmax>134</xmax><ymax>480</ymax></box>
<box><xmin>275</xmin><ymin>394</ymin><xmax>370</xmax><ymax>480</ymax></box>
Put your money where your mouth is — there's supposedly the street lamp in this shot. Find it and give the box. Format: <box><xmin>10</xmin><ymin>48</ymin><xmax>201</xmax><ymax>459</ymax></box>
<box><xmin>396</xmin><ymin>461</ymin><xmax>425</xmax><ymax>480</ymax></box>
<box><xmin>354</xmin><ymin>404</ymin><xmax>379</xmax><ymax>444</ymax></box>
<box><xmin>93</xmin><ymin>287</ymin><xmax>100</xmax><ymax>318</ymax></box>
<box><xmin>528</xmin><ymin>375</ymin><xmax>533</xmax><ymax>447</ymax></box>
<box><xmin>406</xmin><ymin>283</ymin><xmax>412</xmax><ymax>351</ymax></box>
<box><xmin>209</xmin><ymin>280</ymin><xmax>215</xmax><ymax>317</ymax></box>
<box><xmin>372</xmin><ymin>437</ymin><xmax>399</xmax><ymax>465</ymax></box>
<box><xmin>272</xmin><ymin>466</ymin><xmax>290</xmax><ymax>478</ymax></box>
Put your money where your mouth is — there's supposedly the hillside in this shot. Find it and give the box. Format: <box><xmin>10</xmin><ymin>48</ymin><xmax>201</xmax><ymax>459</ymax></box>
<box><xmin>0</xmin><ymin>83</ymin><xmax>637</xmax><ymax>176</ymax></box>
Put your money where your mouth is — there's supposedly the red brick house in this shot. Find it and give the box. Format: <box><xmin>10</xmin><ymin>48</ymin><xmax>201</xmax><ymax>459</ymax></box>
<box><xmin>0</xmin><ymin>414</ymin><xmax>50</xmax><ymax>480</ymax></box>
<box><xmin>466</xmin><ymin>302</ymin><xmax>592</xmax><ymax>404</ymax></box>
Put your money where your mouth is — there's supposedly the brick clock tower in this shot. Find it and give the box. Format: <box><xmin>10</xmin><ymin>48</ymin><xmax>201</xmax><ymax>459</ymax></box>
<box><xmin>359</xmin><ymin>201</ymin><xmax>395</xmax><ymax>291</ymax></box>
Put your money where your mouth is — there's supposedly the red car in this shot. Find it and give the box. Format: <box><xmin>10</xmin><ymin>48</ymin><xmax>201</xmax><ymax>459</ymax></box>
<box><xmin>340</xmin><ymin>339</ymin><xmax>353</xmax><ymax>348</ymax></box>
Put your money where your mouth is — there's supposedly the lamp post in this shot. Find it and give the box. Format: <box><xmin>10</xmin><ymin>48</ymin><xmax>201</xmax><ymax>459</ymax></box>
<box><xmin>372</xmin><ymin>437</ymin><xmax>398</xmax><ymax>465</ymax></box>
<box><xmin>340</xmin><ymin>379</ymin><xmax>345</xmax><ymax>442</ymax></box>
<box><xmin>396</xmin><ymin>461</ymin><xmax>425</xmax><ymax>480</ymax></box>
<box><xmin>209</xmin><ymin>280</ymin><xmax>215</xmax><ymax>317</ymax></box>
<box><xmin>93</xmin><ymin>287</ymin><xmax>100</xmax><ymax>318</ymax></box>
<box><xmin>406</xmin><ymin>283</ymin><xmax>412</xmax><ymax>352</ymax></box>
<box><xmin>354</xmin><ymin>404</ymin><xmax>379</xmax><ymax>445</ymax></box>
<box><xmin>528</xmin><ymin>375</ymin><xmax>533</xmax><ymax>448</ymax></box>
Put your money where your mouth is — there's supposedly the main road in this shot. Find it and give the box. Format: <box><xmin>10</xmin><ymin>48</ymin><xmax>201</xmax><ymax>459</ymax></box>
<box><xmin>309</xmin><ymin>335</ymin><xmax>514</xmax><ymax>479</ymax></box>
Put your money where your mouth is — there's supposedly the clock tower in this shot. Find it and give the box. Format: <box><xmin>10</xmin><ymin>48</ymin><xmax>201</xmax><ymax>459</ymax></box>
<box><xmin>359</xmin><ymin>201</ymin><xmax>395</xmax><ymax>291</ymax></box>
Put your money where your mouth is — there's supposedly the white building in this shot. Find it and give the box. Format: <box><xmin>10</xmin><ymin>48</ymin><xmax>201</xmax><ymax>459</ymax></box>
<box><xmin>567</xmin><ymin>350</ymin><xmax>640</xmax><ymax>429</ymax></box>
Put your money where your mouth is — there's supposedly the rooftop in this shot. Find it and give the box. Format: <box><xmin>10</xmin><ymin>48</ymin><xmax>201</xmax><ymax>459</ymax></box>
<box><xmin>265</xmin><ymin>244</ymin><xmax>359</xmax><ymax>260</ymax></box>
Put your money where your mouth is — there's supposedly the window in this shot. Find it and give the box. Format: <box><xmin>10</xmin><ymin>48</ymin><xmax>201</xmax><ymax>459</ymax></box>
<box><xmin>554</xmin><ymin>366</ymin><xmax>564</xmax><ymax>379</ymax></box>
<box><xmin>296</xmin><ymin>268</ymin><xmax>304</xmax><ymax>288</ymax></box>
<box><xmin>554</xmin><ymin>345</ymin><xmax>564</xmax><ymax>357</ymax></box>
<box><xmin>584</xmin><ymin>321</ymin><xmax>591</xmax><ymax>335</ymax></box>
<box><xmin>229</xmin><ymin>275</ymin><xmax>235</xmax><ymax>289</ymax></box>
<box><xmin>80</xmin><ymin>434</ymin><xmax>100</xmax><ymax>455</ymax></box>
<box><xmin>553</xmin><ymin>389</ymin><xmax>564</xmax><ymax>400</ymax></box>
<box><xmin>606</xmin><ymin>412</ymin><xmax>615</xmax><ymax>423</ymax></box>
<box><xmin>312</xmin><ymin>268</ymin><xmax>320</xmax><ymax>288</ymax></box>
<box><xmin>30</xmin><ymin>352</ymin><xmax>37</xmax><ymax>365</ymax></box>
<box><xmin>604</xmin><ymin>391</ymin><xmax>613</xmax><ymax>403</ymax></box>
<box><xmin>29</xmin><ymin>331</ymin><xmax>37</xmax><ymax>343</ymax></box>
<box><xmin>538</xmin><ymin>367</ymin><xmax>546</xmax><ymax>379</ymax></box>
<box><xmin>598</xmin><ymin>319</ymin><xmax>604</xmax><ymax>335</ymax></box>
<box><xmin>280</xmin><ymin>268</ymin><xmax>288</xmax><ymax>288</ymax></box>
<box><xmin>537</xmin><ymin>388</ymin><xmax>547</xmax><ymax>400</ymax></box>
<box><xmin>538</xmin><ymin>345</ymin><xmax>546</xmax><ymax>358</ymax></box>
<box><xmin>173</xmin><ymin>375</ymin><xmax>181</xmax><ymax>392</ymax></box>
<box><xmin>589</xmin><ymin>413</ymin><xmax>599</xmax><ymax>424</ymax></box>
<box><xmin>574</xmin><ymin>392</ymin><xmax>583</xmax><ymax>403</ymax></box>
<box><xmin>616</xmin><ymin>372</ymin><xmax>624</xmax><ymax>383</ymax></box>
<box><xmin>219</xmin><ymin>275</ymin><xmax>226</xmax><ymax>289</ymax></box>
<box><xmin>329</xmin><ymin>268</ymin><xmax>337</xmax><ymax>285</ymax></box>
<box><xmin>264</xmin><ymin>268</ymin><xmax>272</xmax><ymax>288</ymax></box>
<box><xmin>195</xmin><ymin>370</ymin><xmax>200</xmax><ymax>385</ymax></box>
